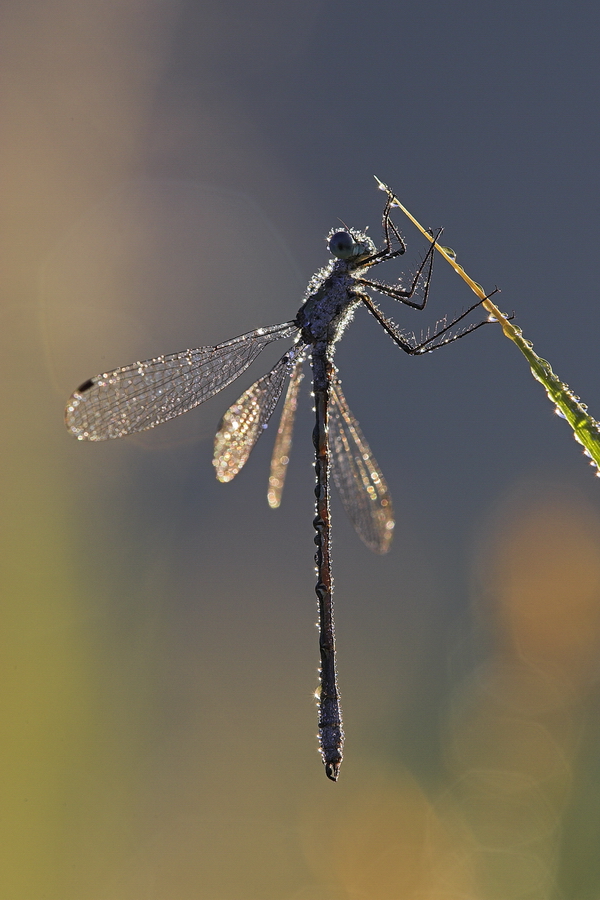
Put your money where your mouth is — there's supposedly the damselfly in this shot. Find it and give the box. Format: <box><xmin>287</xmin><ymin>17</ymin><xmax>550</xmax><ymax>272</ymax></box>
<box><xmin>65</xmin><ymin>184</ymin><xmax>493</xmax><ymax>780</ymax></box>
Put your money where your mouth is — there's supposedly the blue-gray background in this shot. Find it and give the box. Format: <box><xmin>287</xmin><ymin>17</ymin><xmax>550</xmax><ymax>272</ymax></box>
<box><xmin>3</xmin><ymin>1</ymin><xmax>600</xmax><ymax>897</ymax></box>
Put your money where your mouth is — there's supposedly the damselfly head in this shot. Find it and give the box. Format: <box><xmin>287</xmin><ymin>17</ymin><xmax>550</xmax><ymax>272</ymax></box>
<box><xmin>328</xmin><ymin>229</ymin><xmax>373</xmax><ymax>261</ymax></box>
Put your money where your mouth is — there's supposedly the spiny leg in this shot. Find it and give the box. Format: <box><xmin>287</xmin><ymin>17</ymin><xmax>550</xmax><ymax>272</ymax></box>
<box><xmin>359</xmin><ymin>195</ymin><xmax>408</xmax><ymax>268</ymax></box>
<box><xmin>377</xmin><ymin>194</ymin><xmax>407</xmax><ymax>258</ymax></box>
<box><xmin>360</xmin><ymin>289</ymin><xmax>500</xmax><ymax>355</ymax></box>
<box><xmin>360</xmin><ymin>194</ymin><xmax>435</xmax><ymax>268</ymax></box>
<box><xmin>356</xmin><ymin>228</ymin><xmax>442</xmax><ymax>310</ymax></box>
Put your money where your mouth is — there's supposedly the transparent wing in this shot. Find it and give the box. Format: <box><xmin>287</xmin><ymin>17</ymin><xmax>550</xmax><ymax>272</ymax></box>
<box><xmin>329</xmin><ymin>378</ymin><xmax>395</xmax><ymax>554</ymax></box>
<box><xmin>267</xmin><ymin>353</ymin><xmax>305</xmax><ymax>508</ymax></box>
<box><xmin>213</xmin><ymin>346</ymin><xmax>305</xmax><ymax>483</ymax></box>
<box><xmin>65</xmin><ymin>322</ymin><xmax>298</xmax><ymax>441</ymax></box>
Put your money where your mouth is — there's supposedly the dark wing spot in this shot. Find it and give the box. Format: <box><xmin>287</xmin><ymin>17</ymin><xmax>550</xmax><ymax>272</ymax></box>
<box><xmin>77</xmin><ymin>378</ymin><xmax>95</xmax><ymax>393</ymax></box>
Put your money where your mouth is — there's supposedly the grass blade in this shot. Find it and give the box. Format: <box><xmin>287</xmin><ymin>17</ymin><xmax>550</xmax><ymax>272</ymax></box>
<box><xmin>375</xmin><ymin>176</ymin><xmax>600</xmax><ymax>473</ymax></box>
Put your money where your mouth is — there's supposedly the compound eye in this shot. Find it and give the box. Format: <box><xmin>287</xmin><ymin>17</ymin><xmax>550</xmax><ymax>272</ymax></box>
<box><xmin>328</xmin><ymin>231</ymin><xmax>356</xmax><ymax>259</ymax></box>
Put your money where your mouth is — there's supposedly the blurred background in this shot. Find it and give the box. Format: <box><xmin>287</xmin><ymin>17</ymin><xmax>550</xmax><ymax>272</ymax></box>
<box><xmin>3</xmin><ymin>0</ymin><xmax>600</xmax><ymax>897</ymax></box>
